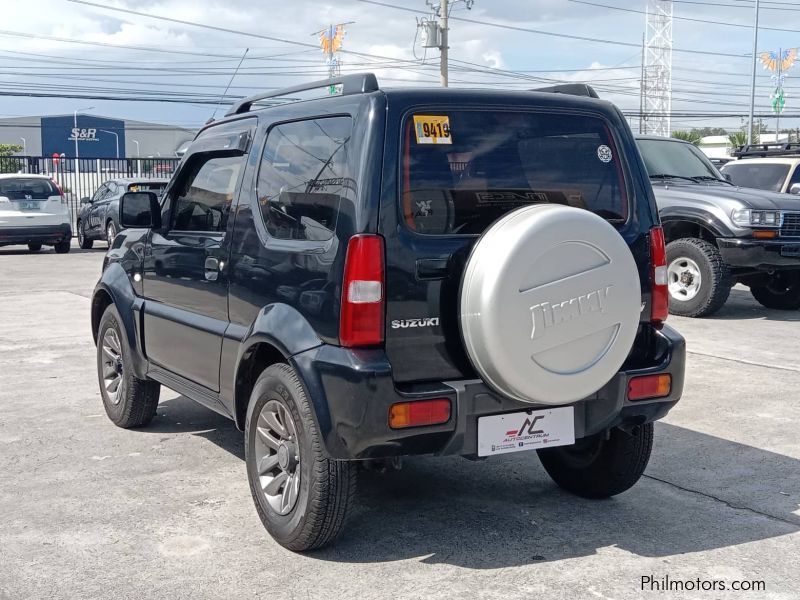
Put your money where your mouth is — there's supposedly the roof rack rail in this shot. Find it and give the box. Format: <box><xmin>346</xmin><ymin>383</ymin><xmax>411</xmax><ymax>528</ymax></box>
<box><xmin>531</xmin><ymin>83</ymin><xmax>599</xmax><ymax>99</ymax></box>
<box><xmin>225</xmin><ymin>73</ymin><xmax>380</xmax><ymax>117</ymax></box>
<box><xmin>732</xmin><ymin>143</ymin><xmax>800</xmax><ymax>158</ymax></box>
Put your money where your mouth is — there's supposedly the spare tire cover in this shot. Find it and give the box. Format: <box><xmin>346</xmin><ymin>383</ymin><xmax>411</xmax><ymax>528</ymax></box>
<box><xmin>460</xmin><ymin>204</ymin><xmax>641</xmax><ymax>405</ymax></box>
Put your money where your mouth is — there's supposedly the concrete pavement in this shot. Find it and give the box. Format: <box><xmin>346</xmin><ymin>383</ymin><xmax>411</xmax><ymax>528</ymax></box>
<box><xmin>0</xmin><ymin>243</ymin><xmax>798</xmax><ymax>599</ymax></box>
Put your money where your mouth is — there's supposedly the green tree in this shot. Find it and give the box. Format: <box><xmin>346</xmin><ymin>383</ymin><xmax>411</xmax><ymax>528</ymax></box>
<box><xmin>691</xmin><ymin>127</ymin><xmax>727</xmax><ymax>137</ymax></box>
<box><xmin>671</xmin><ymin>130</ymin><xmax>703</xmax><ymax>146</ymax></box>
<box><xmin>0</xmin><ymin>143</ymin><xmax>23</xmax><ymax>173</ymax></box>
<box><xmin>728</xmin><ymin>131</ymin><xmax>748</xmax><ymax>148</ymax></box>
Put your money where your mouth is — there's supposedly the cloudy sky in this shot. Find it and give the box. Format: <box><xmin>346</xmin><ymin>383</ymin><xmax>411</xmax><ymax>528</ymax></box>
<box><xmin>1</xmin><ymin>0</ymin><xmax>798</xmax><ymax>132</ymax></box>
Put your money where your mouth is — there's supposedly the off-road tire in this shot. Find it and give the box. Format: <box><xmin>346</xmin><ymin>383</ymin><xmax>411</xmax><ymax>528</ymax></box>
<box><xmin>27</xmin><ymin>243</ymin><xmax>41</xmax><ymax>252</ymax></box>
<box><xmin>538</xmin><ymin>423</ymin><xmax>654</xmax><ymax>499</ymax></box>
<box><xmin>54</xmin><ymin>239</ymin><xmax>71</xmax><ymax>254</ymax></box>
<box><xmin>245</xmin><ymin>364</ymin><xmax>356</xmax><ymax>551</ymax></box>
<box><xmin>77</xmin><ymin>220</ymin><xmax>93</xmax><ymax>249</ymax></box>
<box><xmin>750</xmin><ymin>270</ymin><xmax>800</xmax><ymax>310</ymax></box>
<box><xmin>666</xmin><ymin>238</ymin><xmax>732</xmax><ymax>317</ymax></box>
<box><xmin>96</xmin><ymin>305</ymin><xmax>160</xmax><ymax>428</ymax></box>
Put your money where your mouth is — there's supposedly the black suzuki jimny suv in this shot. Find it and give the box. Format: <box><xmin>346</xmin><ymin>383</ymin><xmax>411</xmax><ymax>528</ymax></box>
<box><xmin>91</xmin><ymin>74</ymin><xmax>685</xmax><ymax>551</ymax></box>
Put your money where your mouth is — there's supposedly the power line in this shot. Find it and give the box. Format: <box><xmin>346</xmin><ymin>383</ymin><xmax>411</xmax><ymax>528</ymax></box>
<box><xmin>567</xmin><ymin>0</ymin><xmax>800</xmax><ymax>32</ymax></box>
<box><xmin>66</xmin><ymin>0</ymin><xmax>429</xmax><ymax>69</ymax></box>
<box><xmin>355</xmin><ymin>0</ymin><xmax>752</xmax><ymax>58</ymax></box>
<box><xmin>672</xmin><ymin>0</ymin><xmax>800</xmax><ymax>11</ymax></box>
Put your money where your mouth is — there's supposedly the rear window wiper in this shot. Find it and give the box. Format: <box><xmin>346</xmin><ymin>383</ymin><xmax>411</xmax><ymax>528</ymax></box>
<box><xmin>648</xmin><ymin>174</ymin><xmax>697</xmax><ymax>183</ymax></box>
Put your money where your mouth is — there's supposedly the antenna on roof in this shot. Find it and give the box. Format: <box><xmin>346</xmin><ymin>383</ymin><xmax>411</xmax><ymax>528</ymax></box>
<box><xmin>209</xmin><ymin>47</ymin><xmax>249</xmax><ymax>123</ymax></box>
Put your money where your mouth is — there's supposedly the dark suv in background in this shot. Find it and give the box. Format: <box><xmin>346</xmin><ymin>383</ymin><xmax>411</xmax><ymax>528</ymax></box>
<box><xmin>91</xmin><ymin>74</ymin><xmax>685</xmax><ymax>551</ymax></box>
<box><xmin>637</xmin><ymin>136</ymin><xmax>800</xmax><ymax>316</ymax></box>
<box><xmin>77</xmin><ymin>178</ymin><xmax>169</xmax><ymax>248</ymax></box>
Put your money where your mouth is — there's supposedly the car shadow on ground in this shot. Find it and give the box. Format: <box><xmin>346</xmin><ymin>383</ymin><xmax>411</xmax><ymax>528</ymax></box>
<box><xmin>0</xmin><ymin>246</ymin><xmax>106</xmax><ymax>256</ymax></box>
<box><xmin>701</xmin><ymin>287</ymin><xmax>800</xmax><ymax>322</ymax></box>
<box><xmin>150</xmin><ymin>396</ymin><xmax>245</xmax><ymax>459</ymax></box>
<box><xmin>148</xmin><ymin>397</ymin><xmax>799</xmax><ymax>569</ymax></box>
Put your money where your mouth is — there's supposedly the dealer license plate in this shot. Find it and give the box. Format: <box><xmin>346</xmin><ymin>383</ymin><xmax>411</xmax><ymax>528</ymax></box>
<box><xmin>477</xmin><ymin>406</ymin><xmax>575</xmax><ymax>457</ymax></box>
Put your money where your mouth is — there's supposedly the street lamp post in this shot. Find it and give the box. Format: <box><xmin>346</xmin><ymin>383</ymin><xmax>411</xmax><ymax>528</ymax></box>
<box><xmin>132</xmin><ymin>139</ymin><xmax>141</xmax><ymax>177</ymax></box>
<box><xmin>20</xmin><ymin>137</ymin><xmax>26</xmax><ymax>155</ymax></box>
<box><xmin>747</xmin><ymin>0</ymin><xmax>760</xmax><ymax>145</ymax></box>
<box><xmin>74</xmin><ymin>106</ymin><xmax>95</xmax><ymax>197</ymax></box>
<box><xmin>100</xmin><ymin>130</ymin><xmax>120</xmax><ymax>159</ymax></box>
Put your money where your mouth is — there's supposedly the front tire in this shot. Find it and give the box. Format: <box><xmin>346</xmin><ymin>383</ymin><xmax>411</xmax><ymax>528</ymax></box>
<box><xmin>106</xmin><ymin>221</ymin><xmax>116</xmax><ymax>245</ymax></box>
<box><xmin>538</xmin><ymin>423</ymin><xmax>653</xmax><ymax>498</ymax></box>
<box><xmin>54</xmin><ymin>239</ymin><xmax>71</xmax><ymax>254</ymax></box>
<box><xmin>77</xmin><ymin>220</ymin><xmax>93</xmax><ymax>249</ymax></box>
<box><xmin>96</xmin><ymin>305</ymin><xmax>160</xmax><ymax>428</ymax></box>
<box><xmin>27</xmin><ymin>243</ymin><xmax>42</xmax><ymax>252</ymax></box>
<box><xmin>666</xmin><ymin>238</ymin><xmax>732</xmax><ymax>317</ymax></box>
<box><xmin>245</xmin><ymin>364</ymin><xmax>356</xmax><ymax>551</ymax></box>
<box><xmin>750</xmin><ymin>270</ymin><xmax>800</xmax><ymax>310</ymax></box>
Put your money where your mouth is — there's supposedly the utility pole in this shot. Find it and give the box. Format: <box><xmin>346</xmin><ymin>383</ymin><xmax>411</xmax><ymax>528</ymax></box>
<box><xmin>440</xmin><ymin>0</ymin><xmax>448</xmax><ymax>87</ymax></box>
<box><xmin>777</xmin><ymin>48</ymin><xmax>782</xmax><ymax>142</ymax></box>
<box><xmin>747</xmin><ymin>0</ymin><xmax>760</xmax><ymax>145</ymax></box>
<box><xmin>639</xmin><ymin>33</ymin><xmax>645</xmax><ymax>134</ymax></box>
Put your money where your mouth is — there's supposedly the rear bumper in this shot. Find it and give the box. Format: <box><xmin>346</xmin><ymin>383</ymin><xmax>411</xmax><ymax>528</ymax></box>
<box><xmin>292</xmin><ymin>324</ymin><xmax>686</xmax><ymax>460</ymax></box>
<box><xmin>0</xmin><ymin>224</ymin><xmax>72</xmax><ymax>246</ymax></box>
<box><xmin>718</xmin><ymin>237</ymin><xmax>800</xmax><ymax>270</ymax></box>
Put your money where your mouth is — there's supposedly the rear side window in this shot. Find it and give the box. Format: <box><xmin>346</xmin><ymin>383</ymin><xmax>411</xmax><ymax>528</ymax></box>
<box><xmin>129</xmin><ymin>182</ymin><xmax>167</xmax><ymax>194</ymax></box>
<box><xmin>401</xmin><ymin>111</ymin><xmax>628</xmax><ymax>235</ymax></box>
<box><xmin>722</xmin><ymin>162</ymin><xmax>791</xmax><ymax>193</ymax></box>
<box><xmin>0</xmin><ymin>178</ymin><xmax>59</xmax><ymax>200</ymax></box>
<box><xmin>172</xmin><ymin>155</ymin><xmax>243</xmax><ymax>232</ymax></box>
<box><xmin>256</xmin><ymin>116</ymin><xmax>353</xmax><ymax>242</ymax></box>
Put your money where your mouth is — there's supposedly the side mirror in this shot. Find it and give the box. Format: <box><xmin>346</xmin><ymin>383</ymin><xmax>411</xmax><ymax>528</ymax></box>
<box><xmin>120</xmin><ymin>191</ymin><xmax>161</xmax><ymax>229</ymax></box>
<box><xmin>723</xmin><ymin>173</ymin><xmax>732</xmax><ymax>182</ymax></box>
<box><xmin>80</xmin><ymin>197</ymin><xmax>92</xmax><ymax>205</ymax></box>
<box><xmin>790</xmin><ymin>183</ymin><xmax>800</xmax><ymax>196</ymax></box>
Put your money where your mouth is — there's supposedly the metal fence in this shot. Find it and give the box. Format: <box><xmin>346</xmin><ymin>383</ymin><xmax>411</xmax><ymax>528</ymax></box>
<box><xmin>0</xmin><ymin>155</ymin><xmax>180</xmax><ymax>228</ymax></box>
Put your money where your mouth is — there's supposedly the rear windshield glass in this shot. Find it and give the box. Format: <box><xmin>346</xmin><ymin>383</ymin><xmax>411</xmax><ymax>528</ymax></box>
<box><xmin>0</xmin><ymin>178</ymin><xmax>59</xmax><ymax>200</ymax></box>
<box><xmin>721</xmin><ymin>162</ymin><xmax>791</xmax><ymax>193</ymax></box>
<box><xmin>128</xmin><ymin>182</ymin><xmax>167</xmax><ymax>194</ymax></box>
<box><xmin>401</xmin><ymin>110</ymin><xmax>629</xmax><ymax>235</ymax></box>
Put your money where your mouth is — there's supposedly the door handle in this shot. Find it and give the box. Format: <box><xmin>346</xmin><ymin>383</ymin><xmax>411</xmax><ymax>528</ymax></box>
<box><xmin>416</xmin><ymin>258</ymin><xmax>449</xmax><ymax>280</ymax></box>
<box><xmin>204</xmin><ymin>257</ymin><xmax>220</xmax><ymax>281</ymax></box>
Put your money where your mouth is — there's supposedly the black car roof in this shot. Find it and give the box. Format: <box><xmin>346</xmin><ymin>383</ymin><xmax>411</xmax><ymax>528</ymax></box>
<box><xmin>635</xmin><ymin>135</ymin><xmax>691</xmax><ymax>144</ymax></box>
<box><xmin>106</xmin><ymin>178</ymin><xmax>170</xmax><ymax>185</ymax></box>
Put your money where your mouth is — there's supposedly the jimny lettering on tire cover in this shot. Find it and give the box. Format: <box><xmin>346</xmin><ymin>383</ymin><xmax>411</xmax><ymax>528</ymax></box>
<box><xmin>530</xmin><ymin>286</ymin><xmax>612</xmax><ymax>340</ymax></box>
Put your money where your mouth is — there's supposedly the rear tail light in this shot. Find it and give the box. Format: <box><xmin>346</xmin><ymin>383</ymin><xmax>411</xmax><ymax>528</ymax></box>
<box><xmin>628</xmin><ymin>374</ymin><xmax>671</xmax><ymax>401</ymax></box>
<box><xmin>650</xmin><ymin>226</ymin><xmax>668</xmax><ymax>325</ymax></box>
<box><xmin>51</xmin><ymin>179</ymin><xmax>67</xmax><ymax>204</ymax></box>
<box><xmin>340</xmin><ymin>234</ymin><xmax>385</xmax><ymax>347</ymax></box>
<box><xmin>389</xmin><ymin>399</ymin><xmax>451</xmax><ymax>429</ymax></box>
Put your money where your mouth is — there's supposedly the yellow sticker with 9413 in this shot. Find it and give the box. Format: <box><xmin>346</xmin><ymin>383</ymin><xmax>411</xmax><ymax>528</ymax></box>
<box><xmin>414</xmin><ymin>115</ymin><xmax>452</xmax><ymax>144</ymax></box>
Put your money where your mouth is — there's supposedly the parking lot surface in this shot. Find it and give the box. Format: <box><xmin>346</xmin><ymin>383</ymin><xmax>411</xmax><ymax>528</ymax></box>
<box><xmin>1</xmin><ymin>243</ymin><xmax>798</xmax><ymax>600</ymax></box>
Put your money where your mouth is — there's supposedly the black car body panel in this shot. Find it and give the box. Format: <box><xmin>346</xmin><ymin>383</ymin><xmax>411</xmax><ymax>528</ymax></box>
<box><xmin>92</xmin><ymin>83</ymin><xmax>684</xmax><ymax>459</ymax></box>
